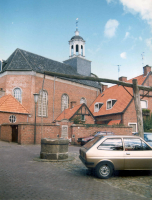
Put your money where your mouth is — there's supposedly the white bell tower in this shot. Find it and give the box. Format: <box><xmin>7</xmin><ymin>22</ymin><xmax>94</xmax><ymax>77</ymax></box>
<box><xmin>69</xmin><ymin>19</ymin><xmax>85</xmax><ymax>58</ymax></box>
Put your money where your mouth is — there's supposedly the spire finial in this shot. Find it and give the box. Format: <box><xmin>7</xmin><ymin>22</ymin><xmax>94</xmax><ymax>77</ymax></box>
<box><xmin>76</xmin><ymin>18</ymin><xmax>78</xmax><ymax>31</ymax></box>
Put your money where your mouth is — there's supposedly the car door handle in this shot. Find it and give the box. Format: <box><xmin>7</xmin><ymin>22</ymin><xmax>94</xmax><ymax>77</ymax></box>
<box><xmin>126</xmin><ymin>153</ymin><xmax>130</xmax><ymax>155</ymax></box>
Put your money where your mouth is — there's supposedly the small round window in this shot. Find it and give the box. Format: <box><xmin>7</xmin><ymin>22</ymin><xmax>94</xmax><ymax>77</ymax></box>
<box><xmin>9</xmin><ymin>115</ymin><xmax>16</xmax><ymax>123</ymax></box>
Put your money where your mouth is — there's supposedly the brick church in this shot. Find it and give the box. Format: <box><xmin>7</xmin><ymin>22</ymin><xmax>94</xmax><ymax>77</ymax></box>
<box><xmin>0</xmin><ymin>27</ymin><xmax>102</xmax><ymax>144</ymax></box>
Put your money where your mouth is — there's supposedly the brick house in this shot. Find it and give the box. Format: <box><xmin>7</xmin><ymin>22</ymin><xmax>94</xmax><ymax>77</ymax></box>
<box><xmin>89</xmin><ymin>65</ymin><xmax>152</xmax><ymax>134</ymax></box>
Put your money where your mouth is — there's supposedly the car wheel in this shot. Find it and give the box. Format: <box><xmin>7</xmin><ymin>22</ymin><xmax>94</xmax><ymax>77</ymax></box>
<box><xmin>95</xmin><ymin>162</ymin><xmax>114</xmax><ymax>179</ymax></box>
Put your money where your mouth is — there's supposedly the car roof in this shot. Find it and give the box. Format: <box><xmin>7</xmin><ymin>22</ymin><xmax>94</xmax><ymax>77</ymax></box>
<box><xmin>97</xmin><ymin>135</ymin><xmax>142</xmax><ymax>139</ymax></box>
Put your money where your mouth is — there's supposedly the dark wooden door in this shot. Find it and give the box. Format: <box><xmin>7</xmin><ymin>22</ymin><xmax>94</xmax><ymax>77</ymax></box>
<box><xmin>12</xmin><ymin>125</ymin><xmax>18</xmax><ymax>143</ymax></box>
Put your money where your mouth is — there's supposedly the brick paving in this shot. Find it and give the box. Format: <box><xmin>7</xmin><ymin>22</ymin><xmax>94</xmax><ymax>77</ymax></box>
<box><xmin>0</xmin><ymin>141</ymin><xmax>151</xmax><ymax>200</ymax></box>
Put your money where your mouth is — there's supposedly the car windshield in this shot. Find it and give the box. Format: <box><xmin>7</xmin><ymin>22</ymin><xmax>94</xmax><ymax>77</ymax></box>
<box><xmin>83</xmin><ymin>136</ymin><xmax>104</xmax><ymax>150</ymax></box>
<box><xmin>144</xmin><ymin>134</ymin><xmax>152</xmax><ymax>142</ymax></box>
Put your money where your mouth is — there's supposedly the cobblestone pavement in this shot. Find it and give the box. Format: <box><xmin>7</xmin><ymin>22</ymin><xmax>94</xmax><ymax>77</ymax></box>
<box><xmin>0</xmin><ymin>141</ymin><xmax>152</xmax><ymax>200</ymax></box>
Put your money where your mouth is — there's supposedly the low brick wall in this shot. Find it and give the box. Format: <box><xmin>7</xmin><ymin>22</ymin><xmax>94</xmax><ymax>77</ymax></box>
<box><xmin>19</xmin><ymin>123</ymin><xmax>60</xmax><ymax>144</ymax></box>
<box><xmin>0</xmin><ymin>123</ymin><xmax>60</xmax><ymax>144</ymax></box>
<box><xmin>71</xmin><ymin>124</ymin><xmax>132</xmax><ymax>144</ymax></box>
<box><xmin>0</xmin><ymin>125</ymin><xmax>12</xmax><ymax>142</ymax></box>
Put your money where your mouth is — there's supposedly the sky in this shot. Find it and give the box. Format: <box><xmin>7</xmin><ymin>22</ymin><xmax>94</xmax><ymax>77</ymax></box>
<box><xmin>0</xmin><ymin>0</ymin><xmax>152</xmax><ymax>84</ymax></box>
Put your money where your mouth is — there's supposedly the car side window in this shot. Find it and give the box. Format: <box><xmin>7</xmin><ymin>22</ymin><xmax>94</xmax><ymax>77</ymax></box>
<box><xmin>124</xmin><ymin>138</ymin><xmax>151</xmax><ymax>151</ymax></box>
<box><xmin>142</xmin><ymin>141</ymin><xmax>151</xmax><ymax>150</ymax></box>
<box><xmin>98</xmin><ymin>138</ymin><xmax>123</xmax><ymax>151</ymax></box>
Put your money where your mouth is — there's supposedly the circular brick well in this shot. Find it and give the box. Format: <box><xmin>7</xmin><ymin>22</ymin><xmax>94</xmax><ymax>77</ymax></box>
<box><xmin>40</xmin><ymin>138</ymin><xmax>69</xmax><ymax>160</ymax></box>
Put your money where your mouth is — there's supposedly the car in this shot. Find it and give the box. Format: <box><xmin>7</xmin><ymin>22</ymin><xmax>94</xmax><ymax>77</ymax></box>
<box><xmin>133</xmin><ymin>132</ymin><xmax>152</xmax><ymax>147</ymax></box>
<box><xmin>77</xmin><ymin>131</ymin><xmax>114</xmax><ymax>146</ymax></box>
<box><xmin>79</xmin><ymin>135</ymin><xmax>152</xmax><ymax>179</ymax></box>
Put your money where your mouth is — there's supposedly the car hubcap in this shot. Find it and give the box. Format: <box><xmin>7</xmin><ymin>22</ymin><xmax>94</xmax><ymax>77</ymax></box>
<box><xmin>99</xmin><ymin>165</ymin><xmax>110</xmax><ymax>177</ymax></box>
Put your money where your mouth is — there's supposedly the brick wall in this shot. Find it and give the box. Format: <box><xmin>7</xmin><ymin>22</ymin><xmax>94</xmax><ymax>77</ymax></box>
<box><xmin>0</xmin><ymin>125</ymin><xmax>12</xmax><ymax>142</ymax></box>
<box><xmin>19</xmin><ymin>123</ymin><xmax>60</xmax><ymax>144</ymax></box>
<box><xmin>0</xmin><ymin>72</ymin><xmax>100</xmax><ymax>125</ymax></box>
<box><xmin>71</xmin><ymin>124</ymin><xmax>132</xmax><ymax>144</ymax></box>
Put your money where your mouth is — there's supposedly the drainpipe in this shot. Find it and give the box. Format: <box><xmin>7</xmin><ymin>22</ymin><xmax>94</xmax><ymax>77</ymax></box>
<box><xmin>53</xmin><ymin>76</ymin><xmax>56</xmax><ymax>121</ymax></box>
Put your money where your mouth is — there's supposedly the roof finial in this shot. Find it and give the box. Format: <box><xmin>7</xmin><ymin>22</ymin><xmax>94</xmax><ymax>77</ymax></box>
<box><xmin>76</xmin><ymin>18</ymin><xmax>78</xmax><ymax>31</ymax></box>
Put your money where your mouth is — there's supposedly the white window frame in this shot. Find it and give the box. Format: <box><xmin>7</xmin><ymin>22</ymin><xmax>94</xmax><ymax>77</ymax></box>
<box><xmin>81</xmin><ymin>114</ymin><xmax>85</xmax><ymax>121</ymax></box>
<box><xmin>13</xmin><ymin>87</ymin><xmax>22</xmax><ymax>103</ymax></box>
<box><xmin>61</xmin><ymin>94</ymin><xmax>69</xmax><ymax>112</ymax></box>
<box><xmin>94</xmin><ymin>102</ymin><xmax>103</xmax><ymax>112</ymax></box>
<box><xmin>128</xmin><ymin>123</ymin><xmax>137</xmax><ymax>133</ymax></box>
<box><xmin>106</xmin><ymin>99</ymin><xmax>117</xmax><ymax>110</ymax></box>
<box><xmin>38</xmin><ymin>90</ymin><xmax>48</xmax><ymax>117</ymax></box>
<box><xmin>140</xmin><ymin>100</ymin><xmax>148</xmax><ymax>109</ymax></box>
<box><xmin>9</xmin><ymin>115</ymin><xmax>16</xmax><ymax>123</ymax></box>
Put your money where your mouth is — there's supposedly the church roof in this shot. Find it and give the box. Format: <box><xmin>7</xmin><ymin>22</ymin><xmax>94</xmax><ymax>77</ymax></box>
<box><xmin>2</xmin><ymin>48</ymin><xmax>100</xmax><ymax>89</ymax></box>
<box><xmin>70</xmin><ymin>35</ymin><xmax>84</xmax><ymax>41</ymax></box>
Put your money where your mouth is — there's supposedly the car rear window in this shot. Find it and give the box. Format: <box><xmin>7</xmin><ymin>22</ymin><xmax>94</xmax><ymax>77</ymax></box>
<box><xmin>83</xmin><ymin>136</ymin><xmax>104</xmax><ymax>150</ymax></box>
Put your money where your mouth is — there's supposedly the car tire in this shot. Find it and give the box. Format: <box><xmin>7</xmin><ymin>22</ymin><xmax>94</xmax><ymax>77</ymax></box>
<box><xmin>95</xmin><ymin>162</ymin><xmax>114</xmax><ymax>179</ymax></box>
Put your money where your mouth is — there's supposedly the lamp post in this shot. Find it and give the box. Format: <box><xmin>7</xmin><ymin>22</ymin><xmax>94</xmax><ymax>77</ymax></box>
<box><xmin>33</xmin><ymin>93</ymin><xmax>39</xmax><ymax>144</ymax></box>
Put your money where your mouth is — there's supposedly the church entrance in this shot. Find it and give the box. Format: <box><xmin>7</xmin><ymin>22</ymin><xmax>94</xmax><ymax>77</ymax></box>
<box><xmin>12</xmin><ymin>125</ymin><xmax>18</xmax><ymax>143</ymax></box>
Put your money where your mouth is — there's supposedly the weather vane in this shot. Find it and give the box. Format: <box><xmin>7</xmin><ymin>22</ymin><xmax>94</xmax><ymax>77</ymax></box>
<box><xmin>76</xmin><ymin>18</ymin><xmax>78</xmax><ymax>30</ymax></box>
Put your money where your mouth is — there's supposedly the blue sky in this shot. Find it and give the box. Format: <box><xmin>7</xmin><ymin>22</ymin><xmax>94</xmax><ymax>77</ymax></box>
<box><xmin>0</xmin><ymin>0</ymin><xmax>152</xmax><ymax>83</ymax></box>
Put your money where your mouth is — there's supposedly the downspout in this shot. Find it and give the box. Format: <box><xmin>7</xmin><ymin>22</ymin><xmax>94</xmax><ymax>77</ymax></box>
<box><xmin>53</xmin><ymin>76</ymin><xmax>56</xmax><ymax>121</ymax></box>
<box><xmin>41</xmin><ymin>74</ymin><xmax>45</xmax><ymax>139</ymax></box>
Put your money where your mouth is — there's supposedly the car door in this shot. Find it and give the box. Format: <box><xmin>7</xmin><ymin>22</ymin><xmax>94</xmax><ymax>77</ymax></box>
<box><xmin>96</xmin><ymin>138</ymin><xmax>125</xmax><ymax>170</ymax></box>
<box><xmin>123</xmin><ymin>138</ymin><xmax>152</xmax><ymax>170</ymax></box>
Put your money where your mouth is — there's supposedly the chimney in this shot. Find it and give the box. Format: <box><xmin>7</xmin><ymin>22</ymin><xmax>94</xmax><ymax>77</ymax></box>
<box><xmin>119</xmin><ymin>76</ymin><xmax>127</xmax><ymax>82</ymax></box>
<box><xmin>143</xmin><ymin>65</ymin><xmax>151</xmax><ymax>76</ymax></box>
<box><xmin>102</xmin><ymin>85</ymin><xmax>108</xmax><ymax>92</ymax></box>
<box><xmin>70</xmin><ymin>101</ymin><xmax>76</xmax><ymax>109</ymax></box>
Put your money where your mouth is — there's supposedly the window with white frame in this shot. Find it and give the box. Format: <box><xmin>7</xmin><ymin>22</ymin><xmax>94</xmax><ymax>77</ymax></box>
<box><xmin>94</xmin><ymin>103</ymin><xmax>103</xmax><ymax>112</ymax></box>
<box><xmin>140</xmin><ymin>100</ymin><xmax>148</xmax><ymax>109</ymax></box>
<box><xmin>81</xmin><ymin>114</ymin><xmax>85</xmax><ymax>121</ymax></box>
<box><xmin>128</xmin><ymin>123</ymin><xmax>137</xmax><ymax>133</ymax></box>
<box><xmin>61</xmin><ymin>94</ymin><xmax>69</xmax><ymax>112</ymax></box>
<box><xmin>13</xmin><ymin>88</ymin><xmax>22</xmax><ymax>103</ymax></box>
<box><xmin>9</xmin><ymin>115</ymin><xmax>16</xmax><ymax>123</ymax></box>
<box><xmin>80</xmin><ymin>97</ymin><xmax>86</xmax><ymax>104</ymax></box>
<box><xmin>107</xmin><ymin>99</ymin><xmax>117</xmax><ymax>110</ymax></box>
<box><xmin>38</xmin><ymin>90</ymin><xmax>48</xmax><ymax>117</ymax></box>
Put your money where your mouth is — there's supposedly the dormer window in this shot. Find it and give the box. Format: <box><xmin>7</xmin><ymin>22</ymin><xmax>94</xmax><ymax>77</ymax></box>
<box><xmin>107</xmin><ymin>99</ymin><xmax>117</xmax><ymax>110</ymax></box>
<box><xmin>94</xmin><ymin>103</ymin><xmax>103</xmax><ymax>112</ymax></box>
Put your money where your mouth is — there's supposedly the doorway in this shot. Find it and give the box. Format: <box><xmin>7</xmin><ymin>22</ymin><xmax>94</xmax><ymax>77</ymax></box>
<box><xmin>12</xmin><ymin>125</ymin><xmax>18</xmax><ymax>143</ymax></box>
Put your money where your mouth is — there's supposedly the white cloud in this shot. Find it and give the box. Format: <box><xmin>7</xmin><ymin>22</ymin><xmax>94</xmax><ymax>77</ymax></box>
<box><xmin>146</xmin><ymin>38</ymin><xmax>152</xmax><ymax>50</ymax></box>
<box><xmin>104</xmin><ymin>19</ymin><xmax>119</xmax><ymax>38</ymax></box>
<box><xmin>124</xmin><ymin>32</ymin><xmax>130</xmax><ymax>40</ymax></box>
<box><xmin>139</xmin><ymin>36</ymin><xmax>142</xmax><ymax>41</ymax></box>
<box><xmin>106</xmin><ymin>0</ymin><xmax>113</xmax><ymax>3</ymax></box>
<box><xmin>119</xmin><ymin>0</ymin><xmax>152</xmax><ymax>29</ymax></box>
<box><xmin>120</xmin><ymin>52</ymin><xmax>127</xmax><ymax>59</ymax></box>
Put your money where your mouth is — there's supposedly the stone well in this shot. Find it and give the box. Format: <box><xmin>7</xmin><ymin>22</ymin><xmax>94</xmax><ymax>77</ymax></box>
<box><xmin>40</xmin><ymin>138</ymin><xmax>69</xmax><ymax>160</ymax></box>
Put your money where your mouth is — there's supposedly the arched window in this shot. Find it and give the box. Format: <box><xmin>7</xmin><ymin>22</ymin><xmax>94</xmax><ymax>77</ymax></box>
<box><xmin>61</xmin><ymin>94</ymin><xmax>69</xmax><ymax>112</ymax></box>
<box><xmin>71</xmin><ymin>45</ymin><xmax>73</xmax><ymax>56</ymax></box>
<box><xmin>81</xmin><ymin>45</ymin><xmax>83</xmax><ymax>56</ymax></box>
<box><xmin>38</xmin><ymin>90</ymin><xmax>48</xmax><ymax>117</ymax></box>
<box><xmin>80</xmin><ymin>97</ymin><xmax>86</xmax><ymax>104</ymax></box>
<box><xmin>13</xmin><ymin>88</ymin><xmax>22</xmax><ymax>103</ymax></box>
<box><xmin>76</xmin><ymin>45</ymin><xmax>79</xmax><ymax>55</ymax></box>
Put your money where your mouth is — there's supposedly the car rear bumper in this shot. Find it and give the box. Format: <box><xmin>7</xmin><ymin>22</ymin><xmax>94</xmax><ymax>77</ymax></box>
<box><xmin>79</xmin><ymin>155</ymin><xmax>94</xmax><ymax>167</ymax></box>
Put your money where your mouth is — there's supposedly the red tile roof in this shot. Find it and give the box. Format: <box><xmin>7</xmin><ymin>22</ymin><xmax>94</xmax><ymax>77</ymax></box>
<box><xmin>108</xmin><ymin>120</ymin><xmax>121</xmax><ymax>125</ymax></box>
<box><xmin>89</xmin><ymin>74</ymin><xmax>147</xmax><ymax>116</ymax></box>
<box><xmin>0</xmin><ymin>95</ymin><xmax>29</xmax><ymax>114</ymax></box>
<box><xmin>56</xmin><ymin>104</ymin><xmax>82</xmax><ymax>121</ymax></box>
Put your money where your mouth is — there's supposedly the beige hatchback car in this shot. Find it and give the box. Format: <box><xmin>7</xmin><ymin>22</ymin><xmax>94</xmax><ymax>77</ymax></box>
<box><xmin>79</xmin><ymin>135</ymin><xmax>152</xmax><ymax>179</ymax></box>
